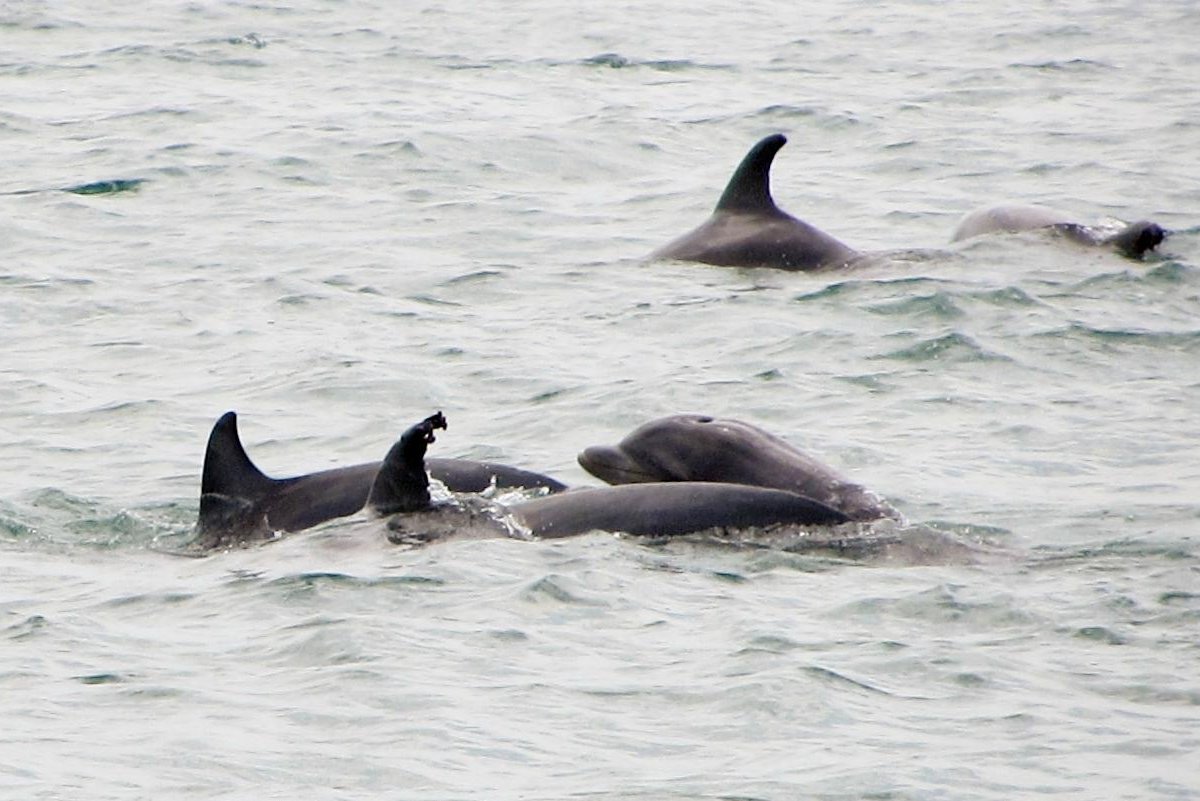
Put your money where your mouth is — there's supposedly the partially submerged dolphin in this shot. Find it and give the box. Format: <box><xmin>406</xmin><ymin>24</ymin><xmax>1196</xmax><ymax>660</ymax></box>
<box><xmin>364</xmin><ymin>415</ymin><xmax>983</xmax><ymax>567</ymax></box>
<box><xmin>952</xmin><ymin>204</ymin><xmax>1166</xmax><ymax>259</ymax></box>
<box><xmin>192</xmin><ymin>411</ymin><xmax>849</xmax><ymax>550</ymax></box>
<box><xmin>385</xmin><ymin>481</ymin><xmax>852</xmax><ymax>544</ymax></box>
<box><xmin>367</xmin><ymin>413</ymin><xmax>850</xmax><ymax>543</ymax></box>
<box><xmin>195</xmin><ymin>411</ymin><xmax>566</xmax><ymax>548</ymax></box>
<box><xmin>650</xmin><ymin>133</ymin><xmax>860</xmax><ymax>271</ymax></box>
<box><xmin>577</xmin><ymin>414</ymin><xmax>898</xmax><ymax>523</ymax></box>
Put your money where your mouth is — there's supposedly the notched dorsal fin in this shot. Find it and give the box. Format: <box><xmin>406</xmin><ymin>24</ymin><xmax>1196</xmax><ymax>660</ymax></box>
<box><xmin>714</xmin><ymin>133</ymin><xmax>787</xmax><ymax>214</ymax></box>
<box><xmin>368</xmin><ymin>412</ymin><xmax>447</xmax><ymax>516</ymax></box>
<box><xmin>200</xmin><ymin>411</ymin><xmax>278</xmax><ymax>500</ymax></box>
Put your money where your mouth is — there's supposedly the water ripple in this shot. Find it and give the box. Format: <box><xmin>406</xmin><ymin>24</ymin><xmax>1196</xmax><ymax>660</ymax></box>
<box><xmin>802</xmin><ymin>665</ymin><xmax>893</xmax><ymax>696</ymax></box>
<box><xmin>876</xmin><ymin>331</ymin><xmax>1011</xmax><ymax>363</ymax></box>
<box><xmin>866</xmin><ymin>292</ymin><xmax>965</xmax><ymax>320</ymax></box>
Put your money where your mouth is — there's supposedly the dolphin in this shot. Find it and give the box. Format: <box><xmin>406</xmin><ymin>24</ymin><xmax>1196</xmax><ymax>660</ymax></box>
<box><xmin>577</xmin><ymin>414</ymin><xmax>897</xmax><ymax>523</ymax></box>
<box><xmin>379</xmin><ymin>476</ymin><xmax>852</xmax><ymax>545</ymax></box>
<box><xmin>365</xmin><ymin>416</ymin><xmax>985</xmax><ymax>567</ymax></box>
<box><xmin>191</xmin><ymin>411</ymin><xmax>850</xmax><ymax>551</ymax></box>
<box><xmin>194</xmin><ymin>411</ymin><xmax>566</xmax><ymax>549</ymax></box>
<box><xmin>951</xmin><ymin>204</ymin><xmax>1166</xmax><ymax>259</ymax></box>
<box><xmin>650</xmin><ymin>133</ymin><xmax>860</xmax><ymax>271</ymax></box>
<box><xmin>366</xmin><ymin>413</ymin><xmax>850</xmax><ymax>542</ymax></box>
<box><xmin>192</xmin><ymin>410</ymin><xmax>849</xmax><ymax>553</ymax></box>
<box><xmin>505</xmin><ymin>482</ymin><xmax>848</xmax><ymax>538</ymax></box>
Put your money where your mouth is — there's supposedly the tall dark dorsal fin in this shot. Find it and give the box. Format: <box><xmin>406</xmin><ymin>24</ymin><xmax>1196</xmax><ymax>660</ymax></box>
<box><xmin>714</xmin><ymin>133</ymin><xmax>787</xmax><ymax>214</ymax></box>
<box><xmin>200</xmin><ymin>411</ymin><xmax>278</xmax><ymax>499</ymax></box>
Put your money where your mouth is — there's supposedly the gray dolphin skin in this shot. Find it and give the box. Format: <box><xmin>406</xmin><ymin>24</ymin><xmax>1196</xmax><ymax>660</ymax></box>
<box><xmin>193</xmin><ymin>411</ymin><xmax>849</xmax><ymax>551</ymax></box>
<box><xmin>194</xmin><ymin>411</ymin><xmax>566</xmax><ymax>549</ymax></box>
<box><xmin>650</xmin><ymin>133</ymin><xmax>860</xmax><ymax>271</ymax></box>
<box><xmin>366</xmin><ymin>413</ymin><xmax>849</xmax><ymax>541</ymax></box>
<box><xmin>380</xmin><ymin>480</ymin><xmax>850</xmax><ymax>545</ymax></box>
<box><xmin>952</xmin><ymin>204</ymin><xmax>1166</xmax><ymax>259</ymax></box>
<box><xmin>505</xmin><ymin>482</ymin><xmax>848</xmax><ymax>538</ymax></box>
<box><xmin>577</xmin><ymin>414</ymin><xmax>897</xmax><ymax>523</ymax></box>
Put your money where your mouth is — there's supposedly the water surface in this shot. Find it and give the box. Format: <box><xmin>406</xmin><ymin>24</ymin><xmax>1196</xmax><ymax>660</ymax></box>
<box><xmin>2</xmin><ymin>1</ymin><xmax>1198</xmax><ymax>798</ymax></box>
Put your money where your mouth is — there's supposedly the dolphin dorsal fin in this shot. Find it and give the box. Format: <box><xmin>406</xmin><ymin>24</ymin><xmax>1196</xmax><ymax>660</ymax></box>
<box><xmin>714</xmin><ymin>133</ymin><xmax>787</xmax><ymax>214</ymax></box>
<box><xmin>368</xmin><ymin>412</ymin><xmax>447</xmax><ymax>516</ymax></box>
<box><xmin>200</xmin><ymin>411</ymin><xmax>278</xmax><ymax>500</ymax></box>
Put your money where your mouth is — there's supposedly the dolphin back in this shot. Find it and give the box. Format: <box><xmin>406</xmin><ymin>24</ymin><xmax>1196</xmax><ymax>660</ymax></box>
<box><xmin>195</xmin><ymin>412</ymin><xmax>377</xmax><ymax>547</ymax></box>
<box><xmin>651</xmin><ymin>134</ymin><xmax>858</xmax><ymax>270</ymax></box>
<box><xmin>510</xmin><ymin>482</ymin><xmax>848</xmax><ymax>539</ymax></box>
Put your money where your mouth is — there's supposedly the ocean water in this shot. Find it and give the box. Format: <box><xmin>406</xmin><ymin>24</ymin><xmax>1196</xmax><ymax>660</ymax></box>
<box><xmin>3</xmin><ymin>1</ymin><xmax>1199</xmax><ymax>798</ymax></box>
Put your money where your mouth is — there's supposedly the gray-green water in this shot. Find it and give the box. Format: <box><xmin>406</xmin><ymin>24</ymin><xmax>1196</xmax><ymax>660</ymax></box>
<box><xmin>2</xmin><ymin>1</ymin><xmax>1198</xmax><ymax>798</ymax></box>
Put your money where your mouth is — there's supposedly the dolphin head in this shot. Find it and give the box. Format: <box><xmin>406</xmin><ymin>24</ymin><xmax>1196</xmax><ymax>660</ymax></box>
<box><xmin>1108</xmin><ymin>220</ymin><xmax>1167</xmax><ymax>259</ymax></box>
<box><xmin>578</xmin><ymin>414</ymin><xmax>759</xmax><ymax>484</ymax></box>
<box><xmin>577</xmin><ymin>414</ymin><xmax>899</xmax><ymax>523</ymax></box>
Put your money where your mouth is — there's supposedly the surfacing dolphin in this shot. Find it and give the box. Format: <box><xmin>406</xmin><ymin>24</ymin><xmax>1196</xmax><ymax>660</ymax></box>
<box><xmin>191</xmin><ymin>412</ymin><xmax>849</xmax><ymax>551</ymax></box>
<box><xmin>367</xmin><ymin>413</ymin><xmax>850</xmax><ymax>544</ymax></box>
<box><xmin>367</xmin><ymin>417</ymin><xmax>987</xmax><ymax>566</ymax></box>
<box><xmin>650</xmin><ymin>133</ymin><xmax>861</xmax><ymax>271</ymax></box>
<box><xmin>194</xmin><ymin>411</ymin><xmax>566</xmax><ymax>549</ymax></box>
<box><xmin>952</xmin><ymin>204</ymin><xmax>1167</xmax><ymax>259</ymax></box>
<box><xmin>577</xmin><ymin>414</ymin><xmax>898</xmax><ymax>523</ymax></box>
